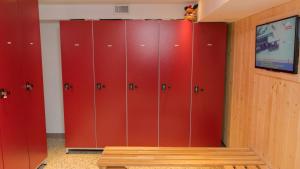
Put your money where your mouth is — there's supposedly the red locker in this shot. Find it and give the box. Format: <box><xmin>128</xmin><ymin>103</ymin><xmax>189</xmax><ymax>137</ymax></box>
<box><xmin>60</xmin><ymin>21</ymin><xmax>96</xmax><ymax>148</ymax></box>
<box><xmin>0</xmin><ymin>108</ymin><xmax>3</xmax><ymax>169</ymax></box>
<box><xmin>19</xmin><ymin>0</ymin><xmax>47</xmax><ymax>167</ymax></box>
<box><xmin>159</xmin><ymin>20</ymin><xmax>193</xmax><ymax>147</ymax></box>
<box><xmin>94</xmin><ymin>20</ymin><xmax>126</xmax><ymax>147</ymax></box>
<box><xmin>191</xmin><ymin>23</ymin><xmax>227</xmax><ymax>147</ymax></box>
<box><xmin>127</xmin><ymin>20</ymin><xmax>159</xmax><ymax>146</ymax></box>
<box><xmin>0</xmin><ymin>0</ymin><xmax>30</xmax><ymax>168</ymax></box>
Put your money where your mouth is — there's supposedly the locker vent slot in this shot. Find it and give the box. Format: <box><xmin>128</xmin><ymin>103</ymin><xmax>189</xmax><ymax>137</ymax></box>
<box><xmin>114</xmin><ymin>5</ymin><xmax>129</xmax><ymax>13</ymax></box>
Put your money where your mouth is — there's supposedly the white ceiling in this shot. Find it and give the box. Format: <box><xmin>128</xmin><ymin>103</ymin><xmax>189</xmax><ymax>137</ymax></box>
<box><xmin>39</xmin><ymin>0</ymin><xmax>195</xmax><ymax>4</ymax></box>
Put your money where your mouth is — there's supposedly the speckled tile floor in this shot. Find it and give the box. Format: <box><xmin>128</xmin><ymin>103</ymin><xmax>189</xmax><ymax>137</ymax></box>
<box><xmin>42</xmin><ymin>136</ymin><xmax>222</xmax><ymax>169</ymax></box>
<box><xmin>43</xmin><ymin>136</ymin><xmax>100</xmax><ymax>169</ymax></box>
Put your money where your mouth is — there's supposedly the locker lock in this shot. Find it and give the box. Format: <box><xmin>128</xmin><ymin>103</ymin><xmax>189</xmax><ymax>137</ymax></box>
<box><xmin>162</xmin><ymin>84</ymin><xmax>167</xmax><ymax>92</ymax></box>
<box><xmin>128</xmin><ymin>83</ymin><xmax>138</xmax><ymax>91</ymax></box>
<box><xmin>161</xmin><ymin>83</ymin><xmax>171</xmax><ymax>92</ymax></box>
<box><xmin>194</xmin><ymin>85</ymin><xmax>199</xmax><ymax>93</ymax></box>
<box><xmin>25</xmin><ymin>82</ymin><xmax>34</xmax><ymax>91</ymax></box>
<box><xmin>96</xmin><ymin>83</ymin><xmax>106</xmax><ymax>90</ymax></box>
<box><xmin>64</xmin><ymin>83</ymin><xmax>73</xmax><ymax>91</ymax></box>
<box><xmin>194</xmin><ymin>85</ymin><xmax>205</xmax><ymax>94</ymax></box>
<box><xmin>0</xmin><ymin>88</ymin><xmax>10</xmax><ymax>99</ymax></box>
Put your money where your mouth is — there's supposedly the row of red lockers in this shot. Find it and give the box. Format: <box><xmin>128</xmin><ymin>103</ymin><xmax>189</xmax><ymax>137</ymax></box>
<box><xmin>0</xmin><ymin>0</ymin><xmax>47</xmax><ymax>169</ymax></box>
<box><xmin>60</xmin><ymin>20</ymin><xmax>228</xmax><ymax>149</ymax></box>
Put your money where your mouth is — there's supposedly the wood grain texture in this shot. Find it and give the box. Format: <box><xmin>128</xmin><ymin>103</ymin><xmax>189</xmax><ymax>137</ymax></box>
<box><xmin>98</xmin><ymin>147</ymin><xmax>266</xmax><ymax>168</ymax></box>
<box><xmin>226</xmin><ymin>1</ymin><xmax>300</xmax><ymax>169</ymax></box>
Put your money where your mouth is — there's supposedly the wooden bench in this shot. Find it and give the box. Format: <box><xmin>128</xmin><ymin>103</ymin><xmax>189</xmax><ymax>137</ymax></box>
<box><xmin>98</xmin><ymin>147</ymin><xmax>268</xmax><ymax>169</ymax></box>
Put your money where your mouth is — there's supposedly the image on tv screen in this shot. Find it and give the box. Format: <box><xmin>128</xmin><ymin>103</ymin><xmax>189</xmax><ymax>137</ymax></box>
<box><xmin>255</xmin><ymin>16</ymin><xmax>298</xmax><ymax>72</ymax></box>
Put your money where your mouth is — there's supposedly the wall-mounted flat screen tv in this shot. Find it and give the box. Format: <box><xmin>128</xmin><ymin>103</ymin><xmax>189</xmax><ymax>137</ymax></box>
<box><xmin>255</xmin><ymin>16</ymin><xmax>299</xmax><ymax>74</ymax></box>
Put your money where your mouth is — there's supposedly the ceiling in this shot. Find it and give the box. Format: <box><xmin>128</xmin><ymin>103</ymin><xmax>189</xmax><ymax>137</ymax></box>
<box><xmin>39</xmin><ymin>0</ymin><xmax>195</xmax><ymax>4</ymax></box>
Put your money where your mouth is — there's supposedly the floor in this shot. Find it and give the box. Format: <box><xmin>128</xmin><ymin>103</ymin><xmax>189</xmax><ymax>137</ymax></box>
<box><xmin>43</xmin><ymin>136</ymin><xmax>222</xmax><ymax>169</ymax></box>
<box><xmin>44</xmin><ymin>136</ymin><xmax>100</xmax><ymax>169</ymax></box>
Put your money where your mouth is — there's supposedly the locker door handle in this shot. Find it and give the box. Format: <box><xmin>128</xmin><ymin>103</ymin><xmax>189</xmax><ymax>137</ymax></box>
<box><xmin>96</xmin><ymin>83</ymin><xmax>106</xmax><ymax>90</ymax></box>
<box><xmin>161</xmin><ymin>83</ymin><xmax>171</xmax><ymax>92</ymax></box>
<box><xmin>64</xmin><ymin>83</ymin><xmax>73</xmax><ymax>91</ymax></box>
<box><xmin>161</xmin><ymin>84</ymin><xmax>167</xmax><ymax>92</ymax></box>
<box><xmin>0</xmin><ymin>88</ymin><xmax>10</xmax><ymax>99</ymax></box>
<box><xmin>25</xmin><ymin>82</ymin><xmax>34</xmax><ymax>92</ymax></box>
<box><xmin>128</xmin><ymin>83</ymin><xmax>138</xmax><ymax>91</ymax></box>
<box><xmin>194</xmin><ymin>85</ymin><xmax>199</xmax><ymax>94</ymax></box>
<box><xmin>194</xmin><ymin>85</ymin><xmax>205</xmax><ymax>93</ymax></box>
<box><xmin>128</xmin><ymin>83</ymin><xmax>133</xmax><ymax>90</ymax></box>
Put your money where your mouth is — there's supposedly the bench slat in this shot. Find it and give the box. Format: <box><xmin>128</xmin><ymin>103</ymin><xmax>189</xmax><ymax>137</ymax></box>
<box><xmin>104</xmin><ymin>147</ymin><xmax>250</xmax><ymax>151</ymax></box>
<box><xmin>128</xmin><ymin>167</ymin><xmax>223</xmax><ymax>169</ymax></box>
<box><xmin>100</xmin><ymin>154</ymin><xmax>260</xmax><ymax>160</ymax></box>
<box><xmin>235</xmin><ymin>166</ymin><xmax>246</xmax><ymax>169</ymax></box>
<box><xmin>247</xmin><ymin>166</ymin><xmax>259</xmax><ymax>169</ymax></box>
<box><xmin>103</xmin><ymin>151</ymin><xmax>257</xmax><ymax>156</ymax></box>
<box><xmin>98</xmin><ymin>159</ymin><xmax>265</xmax><ymax>166</ymax></box>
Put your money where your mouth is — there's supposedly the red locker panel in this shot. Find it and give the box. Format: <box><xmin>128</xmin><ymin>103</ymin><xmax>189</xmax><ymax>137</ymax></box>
<box><xmin>0</xmin><ymin>0</ymin><xmax>30</xmax><ymax>169</ymax></box>
<box><xmin>191</xmin><ymin>23</ymin><xmax>227</xmax><ymax>147</ymax></box>
<box><xmin>19</xmin><ymin>0</ymin><xmax>48</xmax><ymax>167</ymax></box>
<box><xmin>159</xmin><ymin>20</ymin><xmax>193</xmax><ymax>147</ymax></box>
<box><xmin>0</xmin><ymin>111</ymin><xmax>3</xmax><ymax>169</ymax></box>
<box><xmin>127</xmin><ymin>20</ymin><xmax>159</xmax><ymax>146</ymax></box>
<box><xmin>60</xmin><ymin>21</ymin><xmax>96</xmax><ymax>148</ymax></box>
<box><xmin>94</xmin><ymin>20</ymin><xmax>126</xmax><ymax>147</ymax></box>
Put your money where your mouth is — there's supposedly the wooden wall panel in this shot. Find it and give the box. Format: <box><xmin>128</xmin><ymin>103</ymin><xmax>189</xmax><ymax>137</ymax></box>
<box><xmin>226</xmin><ymin>1</ymin><xmax>300</xmax><ymax>169</ymax></box>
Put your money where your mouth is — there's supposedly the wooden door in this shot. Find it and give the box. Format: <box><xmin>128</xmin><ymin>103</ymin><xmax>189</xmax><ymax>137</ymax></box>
<box><xmin>60</xmin><ymin>21</ymin><xmax>96</xmax><ymax>148</ymax></box>
<box><xmin>19</xmin><ymin>0</ymin><xmax>47</xmax><ymax>167</ymax></box>
<box><xmin>0</xmin><ymin>0</ymin><xmax>30</xmax><ymax>168</ymax></box>
<box><xmin>94</xmin><ymin>20</ymin><xmax>126</xmax><ymax>147</ymax></box>
<box><xmin>159</xmin><ymin>20</ymin><xmax>193</xmax><ymax>147</ymax></box>
<box><xmin>127</xmin><ymin>20</ymin><xmax>159</xmax><ymax>146</ymax></box>
<box><xmin>191</xmin><ymin>23</ymin><xmax>227</xmax><ymax>146</ymax></box>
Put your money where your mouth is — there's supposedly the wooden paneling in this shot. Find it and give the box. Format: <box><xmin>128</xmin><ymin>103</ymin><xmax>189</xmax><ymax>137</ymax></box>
<box><xmin>226</xmin><ymin>1</ymin><xmax>300</xmax><ymax>169</ymax></box>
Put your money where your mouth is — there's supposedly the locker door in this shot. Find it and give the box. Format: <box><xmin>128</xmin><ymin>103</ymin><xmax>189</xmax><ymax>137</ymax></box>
<box><xmin>127</xmin><ymin>20</ymin><xmax>159</xmax><ymax>146</ymax></box>
<box><xmin>0</xmin><ymin>107</ymin><xmax>3</xmax><ymax>169</ymax></box>
<box><xmin>191</xmin><ymin>23</ymin><xmax>227</xmax><ymax>147</ymax></box>
<box><xmin>159</xmin><ymin>20</ymin><xmax>193</xmax><ymax>147</ymax></box>
<box><xmin>94</xmin><ymin>20</ymin><xmax>126</xmax><ymax>147</ymax></box>
<box><xmin>0</xmin><ymin>0</ymin><xmax>30</xmax><ymax>169</ymax></box>
<box><xmin>60</xmin><ymin>21</ymin><xmax>96</xmax><ymax>148</ymax></box>
<box><xmin>19</xmin><ymin>0</ymin><xmax>47</xmax><ymax>167</ymax></box>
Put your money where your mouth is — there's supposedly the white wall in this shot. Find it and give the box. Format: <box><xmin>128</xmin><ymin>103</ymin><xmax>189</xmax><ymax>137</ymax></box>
<box><xmin>198</xmin><ymin>0</ymin><xmax>229</xmax><ymax>20</ymax></box>
<box><xmin>39</xmin><ymin>3</ymin><xmax>187</xmax><ymax>133</ymax></box>
<box><xmin>39</xmin><ymin>3</ymin><xmax>187</xmax><ymax>20</ymax></box>
<box><xmin>40</xmin><ymin>21</ymin><xmax>65</xmax><ymax>133</ymax></box>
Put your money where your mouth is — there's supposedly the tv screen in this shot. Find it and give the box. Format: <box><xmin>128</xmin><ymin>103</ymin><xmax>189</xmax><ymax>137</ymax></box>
<box><xmin>255</xmin><ymin>16</ymin><xmax>299</xmax><ymax>74</ymax></box>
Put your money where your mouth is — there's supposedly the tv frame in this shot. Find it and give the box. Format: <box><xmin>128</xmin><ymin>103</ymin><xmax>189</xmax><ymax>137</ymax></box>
<box><xmin>255</xmin><ymin>15</ymin><xmax>299</xmax><ymax>74</ymax></box>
